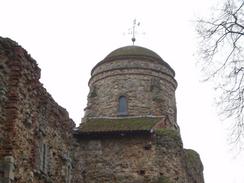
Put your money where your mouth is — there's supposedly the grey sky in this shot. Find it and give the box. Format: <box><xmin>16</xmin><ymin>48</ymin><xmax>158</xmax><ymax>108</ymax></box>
<box><xmin>1</xmin><ymin>0</ymin><xmax>244</xmax><ymax>182</ymax></box>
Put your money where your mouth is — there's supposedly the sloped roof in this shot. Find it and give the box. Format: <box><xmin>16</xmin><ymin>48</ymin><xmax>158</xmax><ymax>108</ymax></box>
<box><xmin>76</xmin><ymin>117</ymin><xmax>167</xmax><ymax>137</ymax></box>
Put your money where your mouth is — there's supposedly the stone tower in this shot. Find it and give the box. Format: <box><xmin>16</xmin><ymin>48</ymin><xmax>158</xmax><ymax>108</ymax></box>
<box><xmin>74</xmin><ymin>45</ymin><xmax>204</xmax><ymax>183</ymax></box>
<box><xmin>85</xmin><ymin>46</ymin><xmax>177</xmax><ymax>126</ymax></box>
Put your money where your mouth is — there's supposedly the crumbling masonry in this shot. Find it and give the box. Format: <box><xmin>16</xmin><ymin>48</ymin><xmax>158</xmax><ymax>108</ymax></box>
<box><xmin>0</xmin><ymin>37</ymin><xmax>204</xmax><ymax>183</ymax></box>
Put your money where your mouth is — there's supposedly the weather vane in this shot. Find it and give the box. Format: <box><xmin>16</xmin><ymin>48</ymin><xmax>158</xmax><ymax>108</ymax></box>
<box><xmin>131</xmin><ymin>19</ymin><xmax>140</xmax><ymax>45</ymax></box>
<box><xmin>124</xmin><ymin>19</ymin><xmax>145</xmax><ymax>45</ymax></box>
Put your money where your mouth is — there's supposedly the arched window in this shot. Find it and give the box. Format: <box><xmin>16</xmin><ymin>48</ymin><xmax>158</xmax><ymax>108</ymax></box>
<box><xmin>118</xmin><ymin>96</ymin><xmax>128</xmax><ymax>115</ymax></box>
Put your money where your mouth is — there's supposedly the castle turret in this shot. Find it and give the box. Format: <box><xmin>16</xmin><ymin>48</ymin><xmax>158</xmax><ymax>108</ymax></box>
<box><xmin>75</xmin><ymin>45</ymin><xmax>204</xmax><ymax>183</ymax></box>
<box><xmin>85</xmin><ymin>45</ymin><xmax>177</xmax><ymax>126</ymax></box>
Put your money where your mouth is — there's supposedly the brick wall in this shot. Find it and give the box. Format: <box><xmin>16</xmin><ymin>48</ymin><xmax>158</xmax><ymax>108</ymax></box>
<box><xmin>0</xmin><ymin>37</ymin><xmax>75</xmax><ymax>183</ymax></box>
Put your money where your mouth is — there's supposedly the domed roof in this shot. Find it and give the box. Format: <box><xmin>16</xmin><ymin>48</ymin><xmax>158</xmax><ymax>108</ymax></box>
<box><xmin>91</xmin><ymin>45</ymin><xmax>175</xmax><ymax>76</ymax></box>
<box><xmin>105</xmin><ymin>45</ymin><xmax>163</xmax><ymax>61</ymax></box>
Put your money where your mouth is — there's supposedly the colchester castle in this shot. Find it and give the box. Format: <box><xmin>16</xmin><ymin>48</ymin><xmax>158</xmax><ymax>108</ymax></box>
<box><xmin>0</xmin><ymin>37</ymin><xmax>204</xmax><ymax>183</ymax></box>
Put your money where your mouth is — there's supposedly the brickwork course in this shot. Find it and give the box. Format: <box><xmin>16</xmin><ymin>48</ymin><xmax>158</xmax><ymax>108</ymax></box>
<box><xmin>0</xmin><ymin>37</ymin><xmax>204</xmax><ymax>183</ymax></box>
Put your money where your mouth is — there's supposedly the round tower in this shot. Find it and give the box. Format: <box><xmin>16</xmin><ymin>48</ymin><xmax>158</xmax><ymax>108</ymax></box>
<box><xmin>84</xmin><ymin>45</ymin><xmax>177</xmax><ymax>124</ymax></box>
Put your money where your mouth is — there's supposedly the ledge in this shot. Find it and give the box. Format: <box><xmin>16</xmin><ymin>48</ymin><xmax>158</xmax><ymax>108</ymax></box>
<box><xmin>76</xmin><ymin>117</ymin><xmax>168</xmax><ymax>138</ymax></box>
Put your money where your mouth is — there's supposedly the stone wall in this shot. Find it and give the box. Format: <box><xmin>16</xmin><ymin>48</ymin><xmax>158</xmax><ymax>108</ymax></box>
<box><xmin>91</xmin><ymin>58</ymin><xmax>176</xmax><ymax>78</ymax></box>
<box><xmin>0</xmin><ymin>41</ymin><xmax>10</xmax><ymax>159</ymax></box>
<box><xmin>0</xmin><ymin>37</ymin><xmax>75</xmax><ymax>183</ymax></box>
<box><xmin>85</xmin><ymin>59</ymin><xmax>177</xmax><ymax>124</ymax></box>
<box><xmin>74</xmin><ymin>129</ymin><xmax>204</xmax><ymax>183</ymax></box>
<box><xmin>0</xmin><ymin>40</ymin><xmax>10</xmax><ymax>178</ymax></box>
<box><xmin>184</xmin><ymin>149</ymin><xmax>204</xmax><ymax>183</ymax></box>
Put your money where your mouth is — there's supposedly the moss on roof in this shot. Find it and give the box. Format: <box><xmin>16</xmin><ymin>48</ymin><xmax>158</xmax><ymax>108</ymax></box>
<box><xmin>79</xmin><ymin>117</ymin><xmax>163</xmax><ymax>133</ymax></box>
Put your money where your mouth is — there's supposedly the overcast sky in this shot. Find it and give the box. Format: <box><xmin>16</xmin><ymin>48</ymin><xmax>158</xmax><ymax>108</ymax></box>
<box><xmin>1</xmin><ymin>0</ymin><xmax>244</xmax><ymax>182</ymax></box>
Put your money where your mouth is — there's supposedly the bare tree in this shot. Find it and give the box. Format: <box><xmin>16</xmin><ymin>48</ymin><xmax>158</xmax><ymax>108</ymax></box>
<box><xmin>196</xmin><ymin>0</ymin><xmax>244</xmax><ymax>147</ymax></box>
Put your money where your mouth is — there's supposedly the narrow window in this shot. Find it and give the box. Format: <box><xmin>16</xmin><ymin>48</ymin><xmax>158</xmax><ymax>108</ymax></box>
<box><xmin>40</xmin><ymin>143</ymin><xmax>49</xmax><ymax>174</ymax></box>
<box><xmin>118</xmin><ymin>96</ymin><xmax>128</xmax><ymax>115</ymax></box>
<box><xmin>65</xmin><ymin>163</ymin><xmax>72</xmax><ymax>183</ymax></box>
<box><xmin>65</xmin><ymin>152</ymin><xmax>72</xmax><ymax>183</ymax></box>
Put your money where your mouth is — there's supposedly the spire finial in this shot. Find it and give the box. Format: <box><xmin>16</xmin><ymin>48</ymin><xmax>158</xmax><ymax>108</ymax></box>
<box><xmin>124</xmin><ymin>19</ymin><xmax>144</xmax><ymax>45</ymax></box>
<box><xmin>131</xmin><ymin>19</ymin><xmax>140</xmax><ymax>45</ymax></box>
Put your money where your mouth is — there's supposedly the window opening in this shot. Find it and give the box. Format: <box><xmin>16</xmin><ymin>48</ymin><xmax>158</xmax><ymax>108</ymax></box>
<box><xmin>118</xmin><ymin>96</ymin><xmax>128</xmax><ymax>115</ymax></box>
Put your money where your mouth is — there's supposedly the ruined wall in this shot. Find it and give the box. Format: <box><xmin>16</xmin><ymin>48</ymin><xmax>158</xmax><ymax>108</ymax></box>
<box><xmin>0</xmin><ymin>37</ymin><xmax>75</xmax><ymax>183</ymax></box>
<box><xmin>74</xmin><ymin>129</ymin><xmax>204</xmax><ymax>183</ymax></box>
<box><xmin>0</xmin><ymin>40</ymin><xmax>11</xmax><ymax>178</ymax></box>
<box><xmin>0</xmin><ymin>42</ymin><xmax>9</xmax><ymax>159</ymax></box>
<box><xmin>85</xmin><ymin>59</ymin><xmax>177</xmax><ymax>124</ymax></box>
<box><xmin>184</xmin><ymin>149</ymin><xmax>204</xmax><ymax>183</ymax></box>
